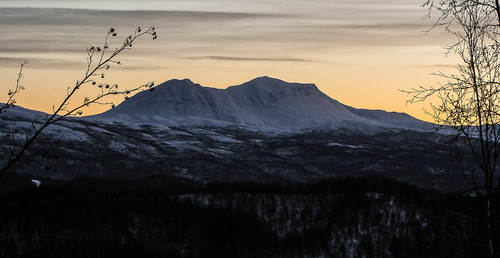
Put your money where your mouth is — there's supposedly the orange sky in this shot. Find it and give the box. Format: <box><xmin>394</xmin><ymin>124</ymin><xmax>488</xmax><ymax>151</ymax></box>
<box><xmin>0</xmin><ymin>1</ymin><xmax>459</xmax><ymax>122</ymax></box>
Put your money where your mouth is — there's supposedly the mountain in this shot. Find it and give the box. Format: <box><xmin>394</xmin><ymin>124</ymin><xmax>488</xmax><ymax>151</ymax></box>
<box><xmin>97</xmin><ymin>76</ymin><xmax>430</xmax><ymax>130</ymax></box>
<box><xmin>2</xmin><ymin>77</ymin><xmax>464</xmax><ymax>190</ymax></box>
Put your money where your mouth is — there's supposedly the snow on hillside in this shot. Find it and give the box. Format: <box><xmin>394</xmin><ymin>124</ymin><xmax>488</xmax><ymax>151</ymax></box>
<box><xmin>343</xmin><ymin>105</ymin><xmax>430</xmax><ymax>131</ymax></box>
<box><xmin>0</xmin><ymin>104</ymin><xmax>47</xmax><ymax>121</ymax></box>
<box><xmin>95</xmin><ymin>76</ymin><xmax>431</xmax><ymax>131</ymax></box>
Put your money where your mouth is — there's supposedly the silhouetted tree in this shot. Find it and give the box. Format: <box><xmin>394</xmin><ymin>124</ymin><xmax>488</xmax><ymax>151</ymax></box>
<box><xmin>0</xmin><ymin>27</ymin><xmax>157</xmax><ymax>175</ymax></box>
<box><xmin>0</xmin><ymin>61</ymin><xmax>28</xmax><ymax>113</ymax></box>
<box><xmin>403</xmin><ymin>1</ymin><xmax>500</xmax><ymax>256</ymax></box>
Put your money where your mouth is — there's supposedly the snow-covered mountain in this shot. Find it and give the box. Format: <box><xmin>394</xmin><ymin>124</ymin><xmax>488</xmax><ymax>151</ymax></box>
<box><xmin>96</xmin><ymin>76</ymin><xmax>430</xmax><ymax>130</ymax></box>
<box><xmin>1</xmin><ymin>77</ymin><xmax>470</xmax><ymax>190</ymax></box>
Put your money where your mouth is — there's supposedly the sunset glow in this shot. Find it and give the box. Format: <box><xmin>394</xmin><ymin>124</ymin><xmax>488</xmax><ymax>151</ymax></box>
<box><xmin>0</xmin><ymin>0</ymin><xmax>458</xmax><ymax>122</ymax></box>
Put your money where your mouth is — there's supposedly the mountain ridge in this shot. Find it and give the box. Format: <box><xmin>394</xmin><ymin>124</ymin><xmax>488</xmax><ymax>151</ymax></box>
<box><xmin>96</xmin><ymin>76</ymin><xmax>430</xmax><ymax>130</ymax></box>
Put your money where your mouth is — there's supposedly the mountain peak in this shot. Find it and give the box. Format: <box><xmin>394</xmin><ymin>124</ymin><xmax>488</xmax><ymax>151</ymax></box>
<box><xmin>247</xmin><ymin>76</ymin><xmax>284</xmax><ymax>84</ymax></box>
<box><xmin>99</xmin><ymin>76</ymin><xmax>361</xmax><ymax>127</ymax></box>
<box><xmin>162</xmin><ymin>78</ymin><xmax>196</xmax><ymax>87</ymax></box>
<box><xmin>228</xmin><ymin>76</ymin><xmax>318</xmax><ymax>95</ymax></box>
<box><xmin>242</xmin><ymin>76</ymin><xmax>311</xmax><ymax>86</ymax></box>
<box><xmin>98</xmin><ymin>76</ymin><xmax>427</xmax><ymax>130</ymax></box>
<box><xmin>178</xmin><ymin>78</ymin><xmax>194</xmax><ymax>83</ymax></box>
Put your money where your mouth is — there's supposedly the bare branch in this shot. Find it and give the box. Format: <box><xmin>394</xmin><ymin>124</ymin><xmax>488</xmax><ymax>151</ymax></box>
<box><xmin>0</xmin><ymin>27</ymin><xmax>157</xmax><ymax>175</ymax></box>
<box><xmin>0</xmin><ymin>60</ymin><xmax>28</xmax><ymax>113</ymax></box>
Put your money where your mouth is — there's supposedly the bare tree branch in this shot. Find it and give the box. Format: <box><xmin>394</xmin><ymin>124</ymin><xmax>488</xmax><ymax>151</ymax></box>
<box><xmin>0</xmin><ymin>61</ymin><xmax>28</xmax><ymax>113</ymax></box>
<box><xmin>0</xmin><ymin>26</ymin><xmax>158</xmax><ymax>175</ymax></box>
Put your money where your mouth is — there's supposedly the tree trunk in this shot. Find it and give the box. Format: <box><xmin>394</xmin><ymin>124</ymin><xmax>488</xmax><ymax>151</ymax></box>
<box><xmin>487</xmin><ymin>193</ymin><xmax>495</xmax><ymax>257</ymax></box>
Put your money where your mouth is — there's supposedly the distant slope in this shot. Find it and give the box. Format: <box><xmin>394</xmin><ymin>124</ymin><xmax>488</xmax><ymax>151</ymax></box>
<box><xmin>0</xmin><ymin>103</ymin><xmax>47</xmax><ymax>121</ymax></box>
<box><xmin>97</xmin><ymin>76</ymin><xmax>431</xmax><ymax>130</ymax></box>
<box><xmin>342</xmin><ymin>105</ymin><xmax>431</xmax><ymax>130</ymax></box>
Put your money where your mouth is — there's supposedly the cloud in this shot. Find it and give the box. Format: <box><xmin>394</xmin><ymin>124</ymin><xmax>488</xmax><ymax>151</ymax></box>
<box><xmin>0</xmin><ymin>7</ymin><xmax>282</xmax><ymax>27</ymax></box>
<box><xmin>0</xmin><ymin>7</ymin><xmax>291</xmax><ymax>57</ymax></box>
<box><xmin>0</xmin><ymin>4</ymin><xmax>451</xmax><ymax>69</ymax></box>
<box><xmin>412</xmin><ymin>64</ymin><xmax>458</xmax><ymax>69</ymax></box>
<box><xmin>0</xmin><ymin>56</ymin><xmax>84</xmax><ymax>69</ymax></box>
<box><xmin>187</xmin><ymin>56</ymin><xmax>314</xmax><ymax>63</ymax></box>
<box><xmin>0</xmin><ymin>56</ymin><xmax>171</xmax><ymax>71</ymax></box>
<box><xmin>0</xmin><ymin>5</ymin><xmax>443</xmax><ymax>56</ymax></box>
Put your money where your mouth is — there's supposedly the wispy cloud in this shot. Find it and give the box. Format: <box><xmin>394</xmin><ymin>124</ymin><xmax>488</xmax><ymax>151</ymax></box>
<box><xmin>0</xmin><ymin>4</ymin><xmax>447</xmax><ymax>73</ymax></box>
<box><xmin>0</xmin><ymin>7</ymin><xmax>282</xmax><ymax>26</ymax></box>
<box><xmin>0</xmin><ymin>56</ymin><xmax>82</xmax><ymax>68</ymax></box>
<box><xmin>412</xmin><ymin>64</ymin><xmax>458</xmax><ymax>69</ymax></box>
<box><xmin>0</xmin><ymin>7</ymin><xmax>289</xmax><ymax>61</ymax></box>
<box><xmin>188</xmin><ymin>56</ymin><xmax>314</xmax><ymax>63</ymax></box>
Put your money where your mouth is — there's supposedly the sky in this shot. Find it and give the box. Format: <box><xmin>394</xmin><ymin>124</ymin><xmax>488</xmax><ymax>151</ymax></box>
<box><xmin>0</xmin><ymin>0</ymin><xmax>458</xmax><ymax>121</ymax></box>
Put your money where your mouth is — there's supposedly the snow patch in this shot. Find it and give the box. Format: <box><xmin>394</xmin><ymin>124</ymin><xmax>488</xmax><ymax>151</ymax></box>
<box><xmin>328</xmin><ymin>142</ymin><xmax>366</xmax><ymax>149</ymax></box>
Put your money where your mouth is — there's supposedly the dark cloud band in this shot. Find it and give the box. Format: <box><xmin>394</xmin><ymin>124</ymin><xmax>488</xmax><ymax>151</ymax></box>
<box><xmin>188</xmin><ymin>56</ymin><xmax>313</xmax><ymax>63</ymax></box>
